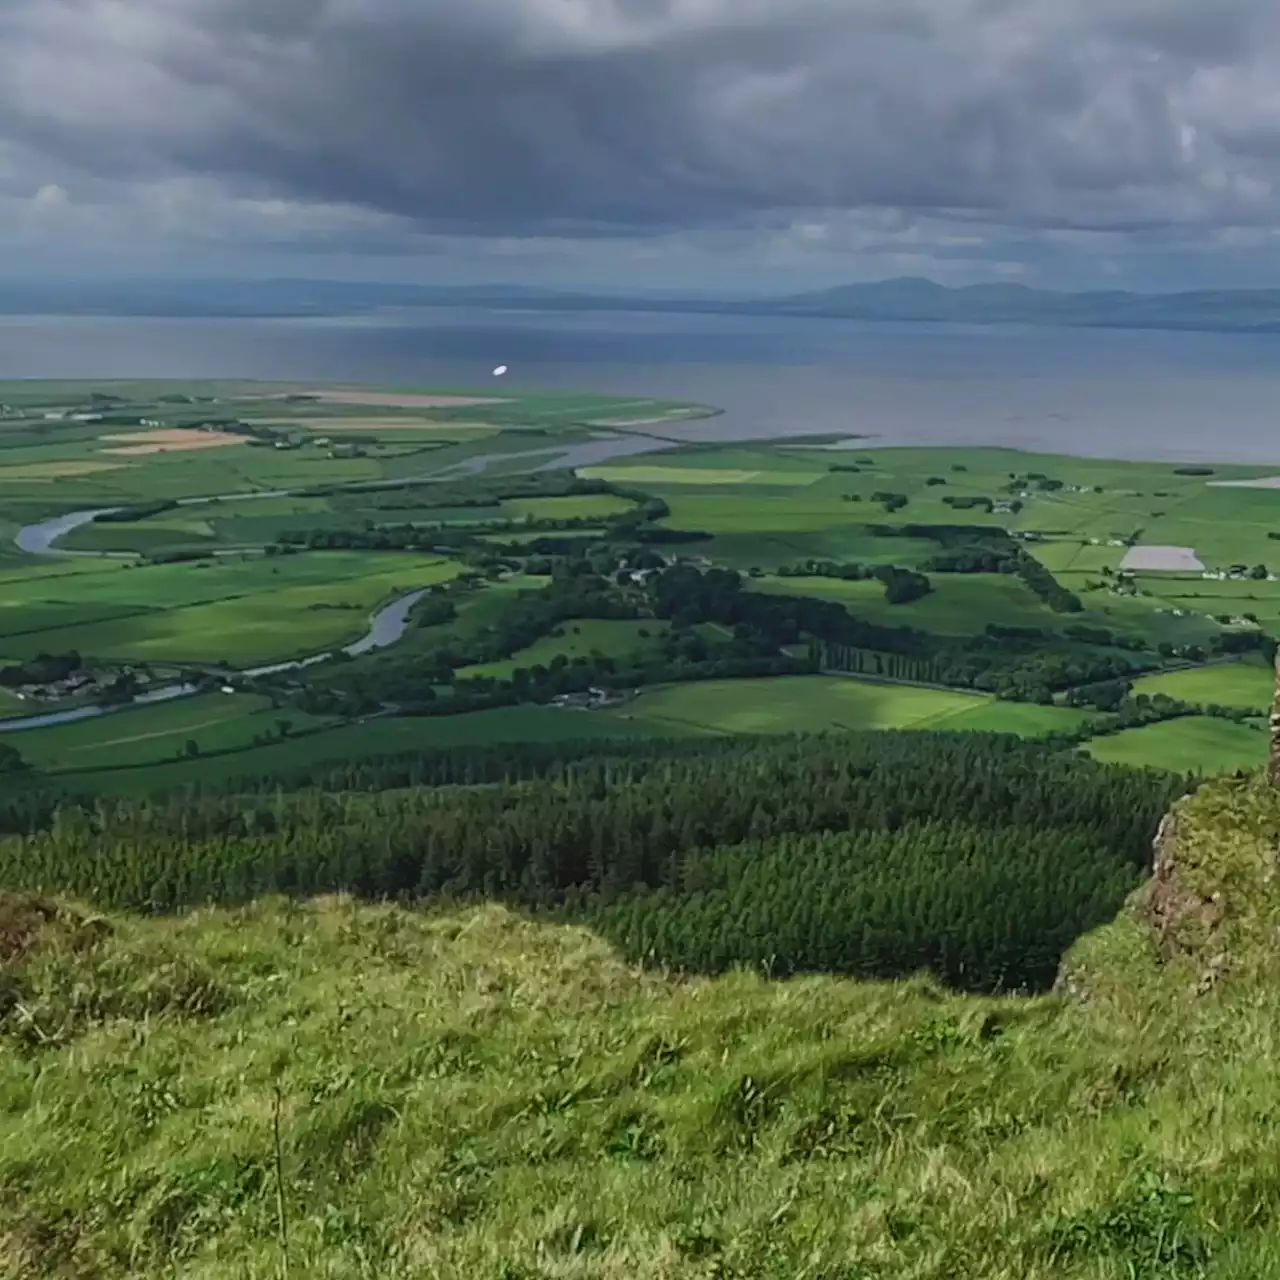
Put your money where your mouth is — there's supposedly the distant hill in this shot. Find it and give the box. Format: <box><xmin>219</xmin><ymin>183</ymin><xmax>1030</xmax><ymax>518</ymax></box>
<box><xmin>10</xmin><ymin>273</ymin><xmax>1280</xmax><ymax>332</ymax></box>
<box><xmin>768</xmin><ymin>276</ymin><xmax>1280</xmax><ymax>331</ymax></box>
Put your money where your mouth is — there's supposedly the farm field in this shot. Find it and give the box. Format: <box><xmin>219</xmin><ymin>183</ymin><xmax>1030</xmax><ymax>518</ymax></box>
<box><xmin>59</xmin><ymin>517</ymin><xmax>220</xmax><ymax>554</ymax></box>
<box><xmin>502</xmin><ymin>493</ymin><xmax>637</xmax><ymax>520</ymax></box>
<box><xmin>610</xmin><ymin>676</ymin><xmax>1100</xmax><ymax>740</ymax></box>
<box><xmin>751</xmin><ymin>573</ymin><xmax>1063</xmax><ymax>636</ymax></box>
<box><xmin>16</xmin><ymin>693</ymin><xmax>335</xmax><ymax>772</ymax></box>
<box><xmin>3</xmin><ymin>382</ymin><xmax>1280</xmax><ymax>789</ymax></box>
<box><xmin>459</xmin><ymin>619</ymin><xmax>668</xmax><ymax>680</ymax></box>
<box><xmin>923</xmin><ymin>699</ymin><xmax>1097</xmax><ymax>735</ymax></box>
<box><xmin>1131</xmin><ymin>658</ymin><xmax>1275</xmax><ymax>710</ymax></box>
<box><xmin>0</xmin><ymin>552</ymin><xmax>465</xmax><ymax>665</ymax></box>
<box><xmin>25</xmin><ymin>671</ymin><xmax>1094</xmax><ymax>791</ymax></box>
<box><xmin>701</xmin><ymin>529</ymin><xmax>941</xmax><ymax>572</ymax></box>
<box><xmin>1085</xmin><ymin>716</ymin><xmax>1268</xmax><ymax>774</ymax></box>
<box><xmin>48</xmin><ymin>703</ymin><xmax>672</xmax><ymax>794</ymax></box>
<box><xmin>614</xmin><ymin>676</ymin><xmax>1006</xmax><ymax>736</ymax></box>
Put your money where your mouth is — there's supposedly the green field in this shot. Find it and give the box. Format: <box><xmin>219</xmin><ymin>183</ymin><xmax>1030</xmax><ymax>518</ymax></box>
<box><xmin>0</xmin><ymin>553</ymin><xmax>465</xmax><ymax>666</ymax></box>
<box><xmin>612</xmin><ymin>675</ymin><xmax>1086</xmax><ymax>737</ymax></box>
<box><xmin>502</xmin><ymin>493</ymin><xmax>636</xmax><ymax>520</ymax></box>
<box><xmin>13</xmin><ymin>667</ymin><xmax>1098</xmax><ymax>789</ymax></box>
<box><xmin>923</xmin><ymin>698</ymin><xmax>1097</xmax><ymax>736</ymax></box>
<box><xmin>28</xmin><ymin>673</ymin><xmax>1096</xmax><ymax>793</ymax></box>
<box><xmin>459</xmin><ymin>619</ymin><xmax>668</xmax><ymax>680</ymax></box>
<box><xmin>752</xmin><ymin>573</ymin><xmax>1063</xmax><ymax>636</ymax></box>
<box><xmin>702</xmin><ymin>530</ymin><xmax>941</xmax><ymax>572</ymax></box>
<box><xmin>47</xmin><ymin>703</ymin><xmax>668</xmax><ymax>794</ymax></box>
<box><xmin>59</xmin><ymin>517</ymin><xmax>219</xmax><ymax>554</ymax></box>
<box><xmin>1132</xmin><ymin>659</ymin><xmax>1275</xmax><ymax>710</ymax></box>
<box><xmin>3</xmin><ymin>384</ymin><xmax>1280</xmax><ymax>784</ymax></box>
<box><xmin>1086</xmin><ymin>716</ymin><xmax>1268</xmax><ymax>774</ymax></box>
<box><xmin>15</xmin><ymin>693</ymin><xmax>334</xmax><ymax>772</ymax></box>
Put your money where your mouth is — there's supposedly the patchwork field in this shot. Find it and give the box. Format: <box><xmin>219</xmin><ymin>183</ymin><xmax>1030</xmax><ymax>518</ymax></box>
<box><xmin>17</xmin><ymin>671</ymin><xmax>1096</xmax><ymax>789</ymax></box>
<box><xmin>0</xmin><ymin>550</ymin><xmax>465</xmax><ymax>665</ymax></box>
<box><xmin>2</xmin><ymin>382</ymin><xmax>1279</xmax><ymax>792</ymax></box>
<box><xmin>35</xmin><ymin>703</ymin><xmax>669</xmax><ymax>793</ymax></box>
<box><xmin>15</xmin><ymin>692</ymin><xmax>335</xmax><ymax>772</ymax></box>
<box><xmin>100</xmin><ymin>428</ymin><xmax>246</xmax><ymax>455</ymax></box>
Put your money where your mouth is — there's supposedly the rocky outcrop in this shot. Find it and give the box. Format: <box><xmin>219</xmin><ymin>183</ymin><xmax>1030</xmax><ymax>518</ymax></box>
<box><xmin>1054</xmin><ymin>776</ymin><xmax>1272</xmax><ymax>1003</ymax></box>
<box><xmin>1141</xmin><ymin>808</ymin><xmax>1228</xmax><ymax>987</ymax></box>
<box><xmin>1055</xmin><ymin>655</ymin><xmax>1280</xmax><ymax>1005</ymax></box>
<box><xmin>1270</xmin><ymin>648</ymin><xmax>1280</xmax><ymax>789</ymax></box>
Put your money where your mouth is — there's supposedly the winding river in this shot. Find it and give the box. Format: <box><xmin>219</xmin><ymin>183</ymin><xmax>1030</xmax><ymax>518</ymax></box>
<box><xmin>1</xmin><ymin>432</ymin><xmax>673</xmax><ymax>734</ymax></box>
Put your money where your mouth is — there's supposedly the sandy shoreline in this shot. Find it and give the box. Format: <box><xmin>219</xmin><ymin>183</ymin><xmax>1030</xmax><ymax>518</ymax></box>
<box><xmin>1208</xmin><ymin>476</ymin><xmax>1280</xmax><ymax>489</ymax></box>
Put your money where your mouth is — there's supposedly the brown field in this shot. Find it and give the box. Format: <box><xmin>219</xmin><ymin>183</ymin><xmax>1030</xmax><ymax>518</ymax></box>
<box><xmin>0</xmin><ymin>460</ymin><xmax>125</xmax><ymax>480</ymax></box>
<box><xmin>100</xmin><ymin>429</ymin><xmax>246</xmax><ymax>456</ymax></box>
<box><xmin>289</xmin><ymin>390</ymin><xmax>508</xmax><ymax>409</ymax></box>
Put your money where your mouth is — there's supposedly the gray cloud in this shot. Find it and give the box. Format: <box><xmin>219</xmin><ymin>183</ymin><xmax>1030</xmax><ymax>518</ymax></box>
<box><xmin>3</xmin><ymin>0</ymin><xmax>1280</xmax><ymax>278</ymax></box>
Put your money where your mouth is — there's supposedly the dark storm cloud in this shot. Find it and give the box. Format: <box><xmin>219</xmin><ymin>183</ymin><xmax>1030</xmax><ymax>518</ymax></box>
<box><xmin>3</xmin><ymin>0</ymin><xmax>1280</xmax><ymax>239</ymax></box>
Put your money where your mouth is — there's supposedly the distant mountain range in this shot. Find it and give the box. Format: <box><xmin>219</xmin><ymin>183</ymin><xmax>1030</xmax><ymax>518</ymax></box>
<box><xmin>769</xmin><ymin>278</ymin><xmax>1280</xmax><ymax>331</ymax></box>
<box><xmin>9</xmin><ymin>274</ymin><xmax>1280</xmax><ymax>334</ymax></box>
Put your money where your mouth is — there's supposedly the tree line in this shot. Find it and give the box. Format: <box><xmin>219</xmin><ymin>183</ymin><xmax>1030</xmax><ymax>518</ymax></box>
<box><xmin>0</xmin><ymin>732</ymin><xmax>1182</xmax><ymax>994</ymax></box>
<box><xmin>818</xmin><ymin>640</ymin><xmax>1153</xmax><ymax>703</ymax></box>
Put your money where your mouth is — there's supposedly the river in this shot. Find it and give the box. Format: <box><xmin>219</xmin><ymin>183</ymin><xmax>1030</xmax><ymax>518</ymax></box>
<box><xmin>1</xmin><ymin>431</ymin><xmax>676</xmax><ymax>733</ymax></box>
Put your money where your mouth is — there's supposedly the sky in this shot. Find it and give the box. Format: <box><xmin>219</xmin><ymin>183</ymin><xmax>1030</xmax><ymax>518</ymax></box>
<box><xmin>4</xmin><ymin>0</ymin><xmax>1280</xmax><ymax>294</ymax></box>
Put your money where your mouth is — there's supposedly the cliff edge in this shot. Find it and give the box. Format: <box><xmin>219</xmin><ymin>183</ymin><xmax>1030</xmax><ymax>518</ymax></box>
<box><xmin>1057</xmin><ymin>660</ymin><xmax>1280</xmax><ymax>1007</ymax></box>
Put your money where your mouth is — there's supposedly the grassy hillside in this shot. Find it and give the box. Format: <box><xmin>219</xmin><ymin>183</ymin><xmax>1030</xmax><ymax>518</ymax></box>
<box><xmin>8</xmin><ymin>773</ymin><xmax>1280</xmax><ymax>1278</ymax></box>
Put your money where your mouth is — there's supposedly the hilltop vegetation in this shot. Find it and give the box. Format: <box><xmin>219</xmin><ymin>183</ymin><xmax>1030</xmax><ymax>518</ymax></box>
<box><xmin>0</xmin><ymin>733</ymin><xmax>1177</xmax><ymax>993</ymax></box>
<box><xmin>7</xmin><ymin>772</ymin><xmax>1280</xmax><ymax>1278</ymax></box>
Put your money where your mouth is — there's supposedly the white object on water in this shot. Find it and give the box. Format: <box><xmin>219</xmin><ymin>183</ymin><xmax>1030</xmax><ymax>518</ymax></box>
<box><xmin>493</xmin><ymin>365</ymin><xmax>508</xmax><ymax>377</ymax></box>
<box><xmin>221</xmin><ymin>685</ymin><xmax>236</xmax><ymax>695</ymax></box>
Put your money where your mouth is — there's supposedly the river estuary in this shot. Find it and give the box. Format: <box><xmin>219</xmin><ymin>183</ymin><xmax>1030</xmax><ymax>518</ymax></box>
<box><xmin>1</xmin><ymin>432</ymin><xmax>673</xmax><ymax>733</ymax></box>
